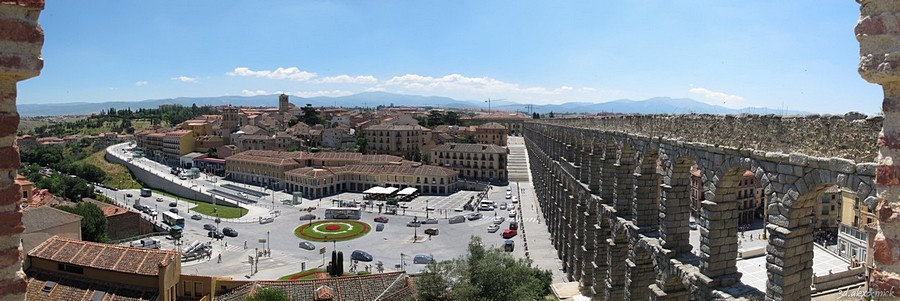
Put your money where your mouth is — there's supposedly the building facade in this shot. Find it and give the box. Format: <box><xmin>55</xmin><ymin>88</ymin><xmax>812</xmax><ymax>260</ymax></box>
<box><xmin>473</xmin><ymin>122</ymin><xmax>508</xmax><ymax>146</ymax></box>
<box><xmin>430</xmin><ymin>143</ymin><xmax>508</xmax><ymax>185</ymax></box>
<box><xmin>362</xmin><ymin>124</ymin><xmax>429</xmax><ymax>159</ymax></box>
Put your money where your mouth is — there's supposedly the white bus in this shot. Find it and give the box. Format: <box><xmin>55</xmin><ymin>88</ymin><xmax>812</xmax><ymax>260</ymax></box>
<box><xmin>324</xmin><ymin>207</ymin><xmax>362</xmax><ymax>219</ymax></box>
<box><xmin>162</xmin><ymin>211</ymin><xmax>185</xmax><ymax>227</ymax></box>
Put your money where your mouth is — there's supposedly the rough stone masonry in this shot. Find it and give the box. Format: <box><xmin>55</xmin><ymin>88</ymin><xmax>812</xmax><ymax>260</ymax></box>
<box><xmin>0</xmin><ymin>1</ymin><xmax>43</xmax><ymax>301</ymax></box>
<box><xmin>858</xmin><ymin>0</ymin><xmax>900</xmax><ymax>296</ymax></box>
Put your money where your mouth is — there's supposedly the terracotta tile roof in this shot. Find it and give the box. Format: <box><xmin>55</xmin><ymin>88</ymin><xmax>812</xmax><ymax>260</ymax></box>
<box><xmin>26</xmin><ymin>268</ymin><xmax>158</xmax><ymax>301</ymax></box>
<box><xmin>29</xmin><ymin>236</ymin><xmax>178</xmax><ymax>276</ymax></box>
<box><xmin>364</xmin><ymin>124</ymin><xmax>425</xmax><ymax>131</ymax></box>
<box><xmin>216</xmin><ymin>272</ymin><xmax>414</xmax><ymax>301</ymax></box>
<box><xmin>432</xmin><ymin>143</ymin><xmax>507</xmax><ymax>154</ymax></box>
<box><xmin>476</xmin><ymin>122</ymin><xmax>507</xmax><ymax>130</ymax></box>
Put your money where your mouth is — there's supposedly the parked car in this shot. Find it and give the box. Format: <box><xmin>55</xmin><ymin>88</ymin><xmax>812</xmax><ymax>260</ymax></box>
<box><xmin>168</xmin><ymin>202</ymin><xmax>177</xmax><ymax>207</ymax></box>
<box><xmin>493</xmin><ymin>216</ymin><xmax>505</xmax><ymax>224</ymax></box>
<box><xmin>207</xmin><ymin>231</ymin><xmax>224</xmax><ymax>239</ymax></box>
<box><xmin>374</xmin><ymin>216</ymin><xmax>389</xmax><ymax>223</ymax></box>
<box><xmin>422</xmin><ymin>218</ymin><xmax>438</xmax><ymax>225</ymax></box>
<box><xmin>424</xmin><ymin>228</ymin><xmax>439</xmax><ymax>236</ymax></box>
<box><xmin>502</xmin><ymin>229</ymin><xmax>518</xmax><ymax>239</ymax></box>
<box><xmin>351</xmin><ymin>250</ymin><xmax>373</xmax><ymax>262</ymax></box>
<box><xmin>169</xmin><ymin>208</ymin><xmax>179</xmax><ymax>214</ymax></box>
<box><xmin>298</xmin><ymin>213</ymin><xmax>316</xmax><ymax>221</ymax></box>
<box><xmin>413</xmin><ymin>254</ymin><xmax>434</xmax><ymax>264</ymax></box>
<box><xmin>126</xmin><ymin>193</ymin><xmax>133</xmax><ymax>197</ymax></box>
<box><xmin>449</xmin><ymin>215</ymin><xmax>466</xmax><ymax>224</ymax></box>
<box><xmin>406</xmin><ymin>221</ymin><xmax>422</xmax><ymax>227</ymax></box>
<box><xmin>509</xmin><ymin>221</ymin><xmax>518</xmax><ymax>230</ymax></box>
<box><xmin>467</xmin><ymin>212</ymin><xmax>482</xmax><ymax>220</ymax></box>
<box><xmin>222</xmin><ymin>227</ymin><xmax>238</xmax><ymax>237</ymax></box>
<box><xmin>191</xmin><ymin>214</ymin><xmax>203</xmax><ymax>220</ymax></box>
<box><xmin>509</xmin><ymin>211</ymin><xmax>517</xmax><ymax>218</ymax></box>
<box><xmin>299</xmin><ymin>241</ymin><xmax>315</xmax><ymax>250</ymax></box>
<box><xmin>376</xmin><ymin>223</ymin><xmax>385</xmax><ymax>231</ymax></box>
<box><xmin>487</xmin><ymin>224</ymin><xmax>500</xmax><ymax>233</ymax></box>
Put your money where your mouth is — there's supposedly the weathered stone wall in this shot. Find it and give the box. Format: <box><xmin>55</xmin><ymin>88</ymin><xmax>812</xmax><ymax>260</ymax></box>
<box><xmin>857</xmin><ymin>0</ymin><xmax>900</xmax><ymax>295</ymax></box>
<box><xmin>545</xmin><ymin>114</ymin><xmax>882</xmax><ymax>163</ymax></box>
<box><xmin>0</xmin><ymin>1</ymin><xmax>43</xmax><ymax>301</ymax></box>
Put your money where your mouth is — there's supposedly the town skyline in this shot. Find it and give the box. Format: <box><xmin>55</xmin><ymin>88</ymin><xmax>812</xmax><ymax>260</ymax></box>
<box><xmin>16</xmin><ymin>1</ymin><xmax>879</xmax><ymax>114</ymax></box>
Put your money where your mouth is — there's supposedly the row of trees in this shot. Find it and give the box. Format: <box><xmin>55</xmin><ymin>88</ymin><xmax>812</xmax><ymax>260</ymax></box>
<box><xmin>29</xmin><ymin>103</ymin><xmax>217</xmax><ymax>137</ymax></box>
<box><xmin>20</xmin><ymin>145</ymin><xmax>108</xmax><ymax>184</ymax></box>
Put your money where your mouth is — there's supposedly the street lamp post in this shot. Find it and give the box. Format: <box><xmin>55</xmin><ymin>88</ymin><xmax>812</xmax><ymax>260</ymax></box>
<box><xmin>426</xmin><ymin>200</ymin><xmax>429</xmax><ymax>219</ymax></box>
<box><xmin>267</xmin><ymin>231</ymin><xmax>270</xmax><ymax>254</ymax></box>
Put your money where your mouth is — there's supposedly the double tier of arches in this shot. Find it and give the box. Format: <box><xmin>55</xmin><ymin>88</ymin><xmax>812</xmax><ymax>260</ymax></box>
<box><xmin>525</xmin><ymin>122</ymin><xmax>876</xmax><ymax>301</ymax></box>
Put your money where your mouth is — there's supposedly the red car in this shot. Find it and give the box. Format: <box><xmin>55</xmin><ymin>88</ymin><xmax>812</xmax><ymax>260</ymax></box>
<box><xmin>374</xmin><ymin>216</ymin><xmax>389</xmax><ymax>223</ymax></box>
<box><xmin>501</xmin><ymin>229</ymin><xmax>518</xmax><ymax>239</ymax></box>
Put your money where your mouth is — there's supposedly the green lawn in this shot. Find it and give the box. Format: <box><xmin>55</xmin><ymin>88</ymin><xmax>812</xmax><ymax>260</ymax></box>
<box><xmin>151</xmin><ymin>189</ymin><xmax>247</xmax><ymax>219</ymax></box>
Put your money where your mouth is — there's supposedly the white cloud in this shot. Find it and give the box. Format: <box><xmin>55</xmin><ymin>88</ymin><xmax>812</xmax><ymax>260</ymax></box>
<box><xmin>241</xmin><ymin>89</ymin><xmax>271</xmax><ymax>96</ymax></box>
<box><xmin>135</xmin><ymin>81</ymin><xmax>148</xmax><ymax>86</ymax></box>
<box><xmin>171</xmin><ymin>76</ymin><xmax>199</xmax><ymax>83</ymax></box>
<box><xmin>688</xmin><ymin>87</ymin><xmax>744</xmax><ymax>107</ymax></box>
<box><xmin>313</xmin><ymin>75</ymin><xmax>378</xmax><ymax>84</ymax></box>
<box><xmin>288</xmin><ymin>90</ymin><xmax>354</xmax><ymax>98</ymax></box>
<box><xmin>226</xmin><ymin>67</ymin><xmax>317</xmax><ymax>81</ymax></box>
<box><xmin>580</xmin><ymin>87</ymin><xmax>597</xmax><ymax>92</ymax></box>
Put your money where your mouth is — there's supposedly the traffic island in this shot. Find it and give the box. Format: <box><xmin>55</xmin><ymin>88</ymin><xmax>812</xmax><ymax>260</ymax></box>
<box><xmin>295</xmin><ymin>220</ymin><xmax>371</xmax><ymax>242</ymax></box>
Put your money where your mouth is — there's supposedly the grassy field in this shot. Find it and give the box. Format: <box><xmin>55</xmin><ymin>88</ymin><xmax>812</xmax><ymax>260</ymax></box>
<box><xmin>151</xmin><ymin>189</ymin><xmax>247</xmax><ymax>219</ymax></box>
<box><xmin>80</xmin><ymin>150</ymin><xmax>143</xmax><ymax>189</ymax></box>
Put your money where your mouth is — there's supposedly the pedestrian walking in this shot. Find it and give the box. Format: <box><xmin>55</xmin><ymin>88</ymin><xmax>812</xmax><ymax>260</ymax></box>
<box><xmin>217</xmin><ymin>254</ymin><xmax>222</xmax><ymax>263</ymax></box>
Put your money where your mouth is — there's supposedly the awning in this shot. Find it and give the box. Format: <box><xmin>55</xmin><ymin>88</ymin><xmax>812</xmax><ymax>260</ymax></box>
<box><xmin>363</xmin><ymin>186</ymin><xmax>385</xmax><ymax>194</ymax></box>
<box><xmin>381</xmin><ymin>187</ymin><xmax>399</xmax><ymax>194</ymax></box>
<box><xmin>397</xmin><ymin>187</ymin><xmax>418</xmax><ymax>196</ymax></box>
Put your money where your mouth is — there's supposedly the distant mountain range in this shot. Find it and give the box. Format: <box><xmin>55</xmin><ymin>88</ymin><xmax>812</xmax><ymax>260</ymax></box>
<box><xmin>16</xmin><ymin>92</ymin><xmax>808</xmax><ymax>116</ymax></box>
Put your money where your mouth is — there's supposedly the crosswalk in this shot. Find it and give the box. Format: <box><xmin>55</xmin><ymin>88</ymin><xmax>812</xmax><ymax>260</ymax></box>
<box><xmin>521</xmin><ymin>217</ymin><xmax>541</xmax><ymax>224</ymax></box>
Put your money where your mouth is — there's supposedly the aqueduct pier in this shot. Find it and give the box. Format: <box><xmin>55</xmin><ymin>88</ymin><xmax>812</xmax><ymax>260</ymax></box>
<box><xmin>524</xmin><ymin>114</ymin><xmax>882</xmax><ymax>300</ymax></box>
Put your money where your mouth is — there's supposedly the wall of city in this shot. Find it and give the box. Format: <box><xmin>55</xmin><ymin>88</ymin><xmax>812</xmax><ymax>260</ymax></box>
<box><xmin>105</xmin><ymin>152</ymin><xmax>238</xmax><ymax>207</ymax></box>
<box><xmin>549</xmin><ymin>113</ymin><xmax>882</xmax><ymax>163</ymax></box>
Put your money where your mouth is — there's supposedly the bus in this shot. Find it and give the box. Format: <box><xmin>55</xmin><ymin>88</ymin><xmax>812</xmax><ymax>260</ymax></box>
<box><xmin>140</xmin><ymin>188</ymin><xmax>152</xmax><ymax>197</ymax></box>
<box><xmin>324</xmin><ymin>207</ymin><xmax>362</xmax><ymax>220</ymax></box>
<box><xmin>162</xmin><ymin>211</ymin><xmax>185</xmax><ymax>227</ymax></box>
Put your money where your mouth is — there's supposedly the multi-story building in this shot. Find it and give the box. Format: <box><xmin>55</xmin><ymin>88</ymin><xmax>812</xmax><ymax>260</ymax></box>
<box><xmin>473</xmin><ymin>122</ymin><xmax>508</xmax><ymax>146</ymax></box>
<box><xmin>837</xmin><ymin>189</ymin><xmax>875</xmax><ymax>263</ymax></box>
<box><xmin>362</xmin><ymin>124</ymin><xmax>430</xmax><ymax>159</ymax></box>
<box><xmin>816</xmin><ymin>185</ymin><xmax>843</xmax><ymax>232</ymax></box>
<box><xmin>136</xmin><ymin>131</ymin><xmax>166</xmax><ymax>162</ymax></box>
<box><xmin>736</xmin><ymin>170</ymin><xmax>764</xmax><ymax>225</ymax></box>
<box><xmin>226</xmin><ymin>150</ymin><xmax>458</xmax><ymax>196</ymax></box>
<box><xmin>232</xmin><ymin>134</ymin><xmax>275</xmax><ymax>152</ymax></box>
<box><xmin>161</xmin><ymin>130</ymin><xmax>196</xmax><ymax>166</ymax></box>
<box><xmin>690</xmin><ymin>166</ymin><xmax>703</xmax><ymax>218</ymax></box>
<box><xmin>322</xmin><ymin>126</ymin><xmax>354</xmax><ymax>149</ymax></box>
<box><xmin>430</xmin><ymin>143</ymin><xmax>508</xmax><ymax>185</ymax></box>
<box><xmin>471</xmin><ymin>112</ymin><xmax>529</xmax><ymax>136</ymax></box>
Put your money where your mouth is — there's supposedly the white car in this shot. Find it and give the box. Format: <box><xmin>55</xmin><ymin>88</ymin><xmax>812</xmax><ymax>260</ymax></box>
<box><xmin>508</xmin><ymin>204</ymin><xmax>515</xmax><ymax>211</ymax></box>
<box><xmin>487</xmin><ymin>224</ymin><xmax>500</xmax><ymax>233</ymax></box>
<box><xmin>512</xmin><ymin>196</ymin><xmax>518</xmax><ymax>204</ymax></box>
<box><xmin>509</xmin><ymin>211</ymin><xmax>517</xmax><ymax>218</ymax></box>
<box><xmin>493</xmin><ymin>216</ymin><xmax>505</xmax><ymax>224</ymax></box>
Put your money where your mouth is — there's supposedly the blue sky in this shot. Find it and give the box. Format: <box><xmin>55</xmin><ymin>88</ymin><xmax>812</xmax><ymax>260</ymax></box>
<box><xmin>17</xmin><ymin>1</ymin><xmax>881</xmax><ymax>114</ymax></box>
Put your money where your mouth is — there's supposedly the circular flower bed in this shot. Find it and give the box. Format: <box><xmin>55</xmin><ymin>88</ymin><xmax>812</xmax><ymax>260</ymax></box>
<box><xmin>295</xmin><ymin>220</ymin><xmax>371</xmax><ymax>242</ymax></box>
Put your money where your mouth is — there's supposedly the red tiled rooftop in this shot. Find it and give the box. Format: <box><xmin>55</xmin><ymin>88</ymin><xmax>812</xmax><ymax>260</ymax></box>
<box><xmin>29</xmin><ymin>236</ymin><xmax>178</xmax><ymax>276</ymax></box>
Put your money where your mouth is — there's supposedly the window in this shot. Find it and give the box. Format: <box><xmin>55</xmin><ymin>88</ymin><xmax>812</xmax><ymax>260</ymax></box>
<box><xmin>184</xmin><ymin>281</ymin><xmax>192</xmax><ymax>296</ymax></box>
<box><xmin>57</xmin><ymin>263</ymin><xmax>83</xmax><ymax>274</ymax></box>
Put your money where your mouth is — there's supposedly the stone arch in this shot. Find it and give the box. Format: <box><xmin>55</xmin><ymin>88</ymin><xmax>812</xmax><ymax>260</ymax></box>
<box><xmin>599</xmin><ymin>138</ymin><xmax>618</xmax><ymax>204</ymax></box>
<box><xmin>605</xmin><ymin>221</ymin><xmax>629</xmax><ymax>300</ymax></box>
<box><xmin>634</xmin><ymin>147</ymin><xmax>661</xmax><ymax>234</ymax></box>
<box><xmin>660</xmin><ymin>155</ymin><xmax>698</xmax><ymax>255</ymax></box>
<box><xmin>625</xmin><ymin>239</ymin><xmax>656</xmax><ymax>300</ymax></box>
<box><xmin>699</xmin><ymin>166</ymin><xmax>746</xmax><ymax>289</ymax></box>
<box><xmin>615</xmin><ymin>140</ymin><xmax>638</xmax><ymax>217</ymax></box>
<box><xmin>591</xmin><ymin>206</ymin><xmax>612</xmax><ymax>300</ymax></box>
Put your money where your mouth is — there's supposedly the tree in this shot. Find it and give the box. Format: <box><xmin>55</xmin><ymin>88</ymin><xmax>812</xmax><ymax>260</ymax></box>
<box><xmin>356</xmin><ymin>136</ymin><xmax>369</xmax><ymax>154</ymax></box>
<box><xmin>245</xmin><ymin>287</ymin><xmax>288</xmax><ymax>301</ymax></box>
<box><xmin>532</xmin><ymin>112</ymin><xmax>540</xmax><ymax>119</ymax></box>
<box><xmin>301</xmin><ymin>105</ymin><xmax>324</xmax><ymax>126</ymax></box>
<box><xmin>207</xmin><ymin>147</ymin><xmax>218</xmax><ymax>159</ymax></box>
<box><xmin>417</xmin><ymin>236</ymin><xmax>552</xmax><ymax>301</ymax></box>
<box><xmin>57</xmin><ymin>201</ymin><xmax>108</xmax><ymax>243</ymax></box>
<box><xmin>548</xmin><ymin>112</ymin><xmax>555</xmax><ymax>118</ymax></box>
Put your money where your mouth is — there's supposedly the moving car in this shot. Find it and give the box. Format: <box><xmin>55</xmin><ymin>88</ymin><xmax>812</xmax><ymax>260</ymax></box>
<box><xmin>509</xmin><ymin>221</ymin><xmax>518</xmax><ymax>230</ymax></box>
<box><xmin>424</xmin><ymin>228</ymin><xmax>439</xmax><ymax>236</ymax></box>
<box><xmin>351</xmin><ymin>250</ymin><xmax>373</xmax><ymax>262</ymax></box>
<box><xmin>203</xmin><ymin>224</ymin><xmax>216</xmax><ymax>231</ymax></box>
<box><xmin>299</xmin><ymin>241</ymin><xmax>315</xmax><ymax>250</ymax></box>
<box><xmin>222</xmin><ymin>227</ymin><xmax>238</xmax><ymax>237</ymax></box>
<box><xmin>467</xmin><ymin>212</ymin><xmax>482</xmax><ymax>220</ymax></box>
<box><xmin>191</xmin><ymin>214</ymin><xmax>202</xmax><ymax>220</ymax></box>
<box><xmin>422</xmin><ymin>218</ymin><xmax>438</xmax><ymax>225</ymax></box>
<box><xmin>169</xmin><ymin>202</ymin><xmax>177</xmax><ymax>207</ymax></box>
<box><xmin>501</xmin><ymin>229</ymin><xmax>518</xmax><ymax>239</ymax></box>
<box><xmin>512</xmin><ymin>196</ymin><xmax>518</xmax><ymax>204</ymax></box>
<box><xmin>509</xmin><ymin>211</ymin><xmax>517</xmax><ymax>218</ymax></box>
<box><xmin>374</xmin><ymin>216</ymin><xmax>389</xmax><ymax>223</ymax></box>
<box><xmin>505</xmin><ymin>191</ymin><xmax>512</xmax><ymax>199</ymax></box>
<box><xmin>147</xmin><ymin>209</ymin><xmax>158</xmax><ymax>217</ymax></box>
<box><xmin>499</xmin><ymin>203</ymin><xmax>508</xmax><ymax>210</ymax></box>
<box><xmin>298</xmin><ymin>213</ymin><xmax>316</xmax><ymax>221</ymax></box>
<box><xmin>504</xmin><ymin>240</ymin><xmax>515</xmax><ymax>252</ymax></box>
<box><xmin>449</xmin><ymin>215</ymin><xmax>466</xmax><ymax>224</ymax></box>
<box><xmin>487</xmin><ymin>224</ymin><xmax>500</xmax><ymax>233</ymax></box>
<box><xmin>156</xmin><ymin>197</ymin><xmax>164</xmax><ymax>202</ymax></box>
<box><xmin>508</xmin><ymin>204</ymin><xmax>515</xmax><ymax>211</ymax></box>
<box><xmin>376</xmin><ymin>223</ymin><xmax>385</xmax><ymax>231</ymax></box>
<box><xmin>406</xmin><ymin>221</ymin><xmax>422</xmax><ymax>227</ymax></box>
<box><xmin>493</xmin><ymin>216</ymin><xmax>505</xmax><ymax>224</ymax></box>
<box><xmin>126</xmin><ymin>193</ymin><xmax>133</xmax><ymax>197</ymax></box>
<box><xmin>207</xmin><ymin>231</ymin><xmax>224</xmax><ymax>239</ymax></box>
<box><xmin>413</xmin><ymin>254</ymin><xmax>434</xmax><ymax>264</ymax></box>
<box><xmin>169</xmin><ymin>208</ymin><xmax>179</xmax><ymax>214</ymax></box>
